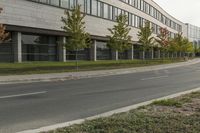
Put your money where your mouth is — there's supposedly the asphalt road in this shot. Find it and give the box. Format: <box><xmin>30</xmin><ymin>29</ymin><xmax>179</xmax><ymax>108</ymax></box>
<box><xmin>0</xmin><ymin>62</ymin><xmax>200</xmax><ymax>133</ymax></box>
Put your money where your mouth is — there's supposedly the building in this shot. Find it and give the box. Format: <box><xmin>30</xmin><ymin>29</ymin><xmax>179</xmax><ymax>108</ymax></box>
<box><xmin>0</xmin><ymin>0</ymin><xmax>187</xmax><ymax>62</ymax></box>
<box><xmin>186</xmin><ymin>23</ymin><xmax>200</xmax><ymax>49</ymax></box>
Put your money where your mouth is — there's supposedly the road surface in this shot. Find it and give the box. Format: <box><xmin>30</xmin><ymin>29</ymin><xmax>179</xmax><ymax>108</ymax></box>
<box><xmin>0</xmin><ymin>62</ymin><xmax>200</xmax><ymax>133</ymax></box>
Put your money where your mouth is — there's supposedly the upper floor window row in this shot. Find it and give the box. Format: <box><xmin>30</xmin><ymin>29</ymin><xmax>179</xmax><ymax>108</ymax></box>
<box><xmin>29</xmin><ymin>0</ymin><xmax>179</xmax><ymax>36</ymax></box>
<box><xmin>120</xmin><ymin>0</ymin><xmax>182</xmax><ymax>32</ymax></box>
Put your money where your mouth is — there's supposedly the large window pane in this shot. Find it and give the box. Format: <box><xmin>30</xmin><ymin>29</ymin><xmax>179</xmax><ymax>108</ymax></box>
<box><xmin>86</xmin><ymin>0</ymin><xmax>91</xmax><ymax>14</ymax></box>
<box><xmin>61</xmin><ymin>0</ymin><xmax>69</xmax><ymax>8</ymax></box>
<box><xmin>50</xmin><ymin>0</ymin><xmax>60</xmax><ymax>6</ymax></box>
<box><xmin>91</xmin><ymin>0</ymin><xmax>97</xmax><ymax>15</ymax></box>
<box><xmin>77</xmin><ymin>0</ymin><xmax>85</xmax><ymax>12</ymax></box>
<box><xmin>103</xmin><ymin>3</ymin><xmax>109</xmax><ymax>19</ymax></box>
<box><xmin>69</xmin><ymin>0</ymin><xmax>76</xmax><ymax>9</ymax></box>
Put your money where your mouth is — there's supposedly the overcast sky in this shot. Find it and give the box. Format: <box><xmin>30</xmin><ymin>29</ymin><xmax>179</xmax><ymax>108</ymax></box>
<box><xmin>154</xmin><ymin>0</ymin><xmax>200</xmax><ymax>27</ymax></box>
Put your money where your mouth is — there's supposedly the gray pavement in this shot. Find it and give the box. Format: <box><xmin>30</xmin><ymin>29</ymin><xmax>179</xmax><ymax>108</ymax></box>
<box><xmin>0</xmin><ymin>59</ymin><xmax>200</xmax><ymax>133</ymax></box>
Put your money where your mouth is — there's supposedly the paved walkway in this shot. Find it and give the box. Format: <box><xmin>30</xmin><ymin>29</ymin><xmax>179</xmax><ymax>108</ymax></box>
<box><xmin>0</xmin><ymin>58</ymin><xmax>200</xmax><ymax>84</ymax></box>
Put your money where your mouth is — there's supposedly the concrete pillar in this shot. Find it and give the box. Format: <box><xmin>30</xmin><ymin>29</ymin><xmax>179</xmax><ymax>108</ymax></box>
<box><xmin>12</xmin><ymin>32</ymin><xmax>22</xmax><ymax>63</ymax></box>
<box><xmin>58</xmin><ymin>37</ymin><xmax>66</xmax><ymax>62</ymax></box>
<box><xmin>128</xmin><ymin>45</ymin><xmax>134</xmax><ymax>60</ymax></box>
<box><xmin>112</xmin><ymin>50</ymin><xmax>118</xmax><ymax>60</ymax></box>
<box><xmin>162</xmin><ymin>52</ymin><xmax>165</xmax><ymax>59</ymax></box>
<box><xmin>158</xmin><ymin>50</ymin><xmax>161</xmax><ymax>59</ymax></box>
<box><xmin>142</xmin><ymin>51</ymin><xmax>145</xmax><ymax>60</ymax></box>
<box><xmin>90</xmin><ymin>40</ymin><xmax>97</xmax><ymax>61</ymax></box>
<box><xmin>116</xmin><ymin>50</ymin><xmax>119</xmax><ymax>60</ymax></box>
<box><xmin>151</xmin><ymin>48</ymin><xmax>154</xmax><ymax>59</ymax></box>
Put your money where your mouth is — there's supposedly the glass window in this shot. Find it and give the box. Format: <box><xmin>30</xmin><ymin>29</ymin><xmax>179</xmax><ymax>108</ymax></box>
<box><xmin>77</xmin><ymin>0</ymin><xmax>85</xmax><ymax>12</ymax></box>
<box><xmin>138</xmin><ymin>0</ymin><xmax>141</xmax><ymax>9</ymax></box>
<box><xmin>132</xmin><ymin>14</ymin><xmax>135</xmax><ymax>27</ymax></box>
<box><xmin>103</xmin><ymin>3</ymin><xmax>109</xmax><ymax>19</ymax></box>
<box><xmin>39</xmin><ymin>0</ymin><xmax>48</xmax><ymax>4</ymax></box>
<box><xmin>145</xmin><ymin>3</ymin><xmax>149</xmax><ymax>14</ymax></box>
<box><xmin>69</xmin><ymin>0</ymin><xmax>76</xmax><ymax>9</ymax></box>
<box><xmin>128</xmin><ymin>13</ymin><xmax>132</xmax><ymax>26</ymax></box>
<box><xmin>118</xmin><ymin>8</ymin><xmax>121</xmax><ymax>16</ymax></box>
<box><xmin>97</xmin><ymin>1</ymin><xmax>103</xmax><ymax>17</ymax></box>
<box><xmin>85</xmin><ymin>0</ymin><xmax>91</xmax><ymax>14</ymax></box>
<box><xmin>141</xmin><ymin>0</ymin><xmax>144</xmax><ymax>11</ymax></box>
<box><xmin>50</xmin><ymin>0</ymin><xmax>60</xmax><ymax>6</ymax></box>
<box><xmin>96</xmin><ymin>41</ymin><xmax>111</xmax><ymax>60</ymax></box>
<box><xmin>150</xmin><ymin>6</ymin><xmax>153</xmax><ymax>16</ymax></box>
<box><xmin>135</xmin><ymin>16</ymin><xmax>138</xmax><ymax>28</ymax></box>
<box><xmin>91</xmin><ymin>0</ymin><xmax>97</xmax><ymax>15</ymax></box>
<box><xmin>134</xmin><ymin>0</ymin><xmax>138</xmax><ymax>8</ymax></box>
<box><xmin>108</xmin><ymin>5</ymin><xmax>113</xmax><ymax>20</ymax></box>
<box><xmin>112</xmin><ymin>7</ymin><xmax>118</xmax><ymax>21</ymax></box>
<box><xmin>61</xmin><ymin>0</ymin><xmax>69</xmax><ymax>8</ymax></box>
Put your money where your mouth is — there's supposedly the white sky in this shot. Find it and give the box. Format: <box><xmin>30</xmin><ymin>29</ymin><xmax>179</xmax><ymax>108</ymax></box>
<box><xmin>154</xmin><ymin>0</ymin><xmax>200</xmax><ymax>27</ymax></box>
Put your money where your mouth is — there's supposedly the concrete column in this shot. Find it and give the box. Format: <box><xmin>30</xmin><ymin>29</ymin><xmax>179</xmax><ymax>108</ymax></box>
<box><xmin>116</xmin><ymin>50</ymin><xmax>119</xmax><ymax>60</ymax></box>
<box><xmin>90</xmin><ymin>40</ymin><xmax>97</xmax><ymax>61</ymax></box>
<box><xmin>112</xmin><ymin>50</ymin><xmax>118</xmax><ymax>60</ymax></box>
<box><xmin>158</xmin><ymin>50</ymin><xmax>161</xmax><ymax>59</ymax></box>
<box><xmin>162</xmin><ymin>52</ymin><xmax>165</xmax><ymax>59</ymax></box>
<box><xmin>128</xmin><ymin>45</ymin><xmax>134</xmax><ymax>60</ymax></box>
<box><xmin>58</xmin><ymin>37</ymin><xmax>66</xmax><ymax>62</ymax></box>
<box><xmin>142</xmin><ymin>51</ymin><xmax>145</xmax><ymax>60</ymax></box>
<box><xmin>151</xmin><ymin>48</ymin><xmax>154</xmax><ymax>59</ymax></box>
<box><xmin>179</xmin><ymin>52</ymin><xmax>181</xmax><ymax>58</ymax></box>
<box><xmin>12</xmin><ymin>32</ymin><xmax>22</xmax><ymax>63</ymax></box>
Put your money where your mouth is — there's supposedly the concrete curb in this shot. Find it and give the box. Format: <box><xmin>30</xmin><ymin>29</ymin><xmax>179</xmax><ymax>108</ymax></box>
<box><xmin>17</xmin><ymin>87</ymin><xmax>200</xmax><ymax>133</ymax></box>
<box><xmin>1</xmin><ymin>59</ymin><xmax>200</xmax><ymax>85</ymax></box>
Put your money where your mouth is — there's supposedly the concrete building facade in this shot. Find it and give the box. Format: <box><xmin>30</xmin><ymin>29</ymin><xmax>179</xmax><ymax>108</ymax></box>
<box><xmin>0</xmin><ymin>0</ymin><xmax>188</xmax><ymax>62</ymax></box>
<box><xmin>186</xmin><ymin>23</ymin><xmax>200</xmax><ymax>49</ymax></box>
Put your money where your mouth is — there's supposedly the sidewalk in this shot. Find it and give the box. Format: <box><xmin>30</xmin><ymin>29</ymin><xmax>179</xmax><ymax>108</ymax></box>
<box><xmin>0</xmin><ymin>59</ymin><xmax>200</xmax><ymax>84</ymax></box>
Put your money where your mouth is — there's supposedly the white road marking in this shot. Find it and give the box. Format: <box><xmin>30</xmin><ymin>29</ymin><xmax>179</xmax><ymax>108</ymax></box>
<box><xmin>0</xmin><ymin>91</ymin><xmax>47</xmax><ymax>99</ymax></box>
<box><xmin>141</xmin><ymin>75</ymin><xmax>169</xmax><ymax>81</ymax></box>
<box><xmin>164</xmin><ymin>70</ymin><xmax>170</xmax><ymax>74</ymax></box>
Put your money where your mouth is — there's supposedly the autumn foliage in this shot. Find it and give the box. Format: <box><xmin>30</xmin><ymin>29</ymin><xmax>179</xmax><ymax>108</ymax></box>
<box><xmin>0</xmin><ymin>8</ymin><xmax>9</xmax><ymax>43</ymax></box>
<box><xmin>155</xmin><ymin>27</ymin><xmax>170</xmax><ymax>50</ymax></box>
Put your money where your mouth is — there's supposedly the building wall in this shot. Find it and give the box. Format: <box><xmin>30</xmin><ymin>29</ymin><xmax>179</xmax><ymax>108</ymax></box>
<box><xmin>0</xmin><ymin>0</ymin><xmax>187</xmax><ymax>41</ymax></box>
<box><xmin>0</xmin><ymin>0</ymin><xmax>191</xmax><ymax>62</ymax></box>
<box><xmin>186</xmin><ymin>23</ymin><xmax>200</xmax><ymax>48</ymax></box>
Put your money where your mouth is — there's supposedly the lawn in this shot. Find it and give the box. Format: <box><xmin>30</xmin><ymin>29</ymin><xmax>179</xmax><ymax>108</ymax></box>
<box><xmin>0</xmin><ymin>59</ymin><xmax>184</xmax><ymax>75</ymax></box>
<box><xmin>44</xmin><ymin>91</ymin><xmax>200</xmax><ymax>133</ymax></box>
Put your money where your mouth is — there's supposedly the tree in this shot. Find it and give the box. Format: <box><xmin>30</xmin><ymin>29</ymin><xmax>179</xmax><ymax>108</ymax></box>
<box><xmin>194</xmin><ymin>44</ymin><xmax>200</xmax><ymax>56</ymax></box>
<box><xmin>61</xmin><ymin>5</ymin><xmax>90</xmax><ymax>69</ymax></box>
<box><xmin>170</xmin><ymin>33</ymin><xmax>194</xmax><ymax>58</ymax></box>
<box><xmin>0</xmin><ymin>8</ymin><xmax>9</xmax><ymax>43</ymax></box>
<box><xmin>180</xmin><ymin>37</ymin><xmax>194</xmax><ymax>56</ymax></box>
<box><xmin>172</xmin><ymin>33</ymin><xmax>184</xmax><ymax>57</ymax></box>
<box><xmin>107</xmin><ymin>14</ymin><xmax>132</xmax><ymax>60</ymax></box>
<box><xmin>137</xmin><ymin>21</ymin><xmax>154</xmax><ymax>59</ymax></box>
<box><xmin>155</xmin><ymin>27</ymin><xmax>170</xmax><ymax>58</ymax></box>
